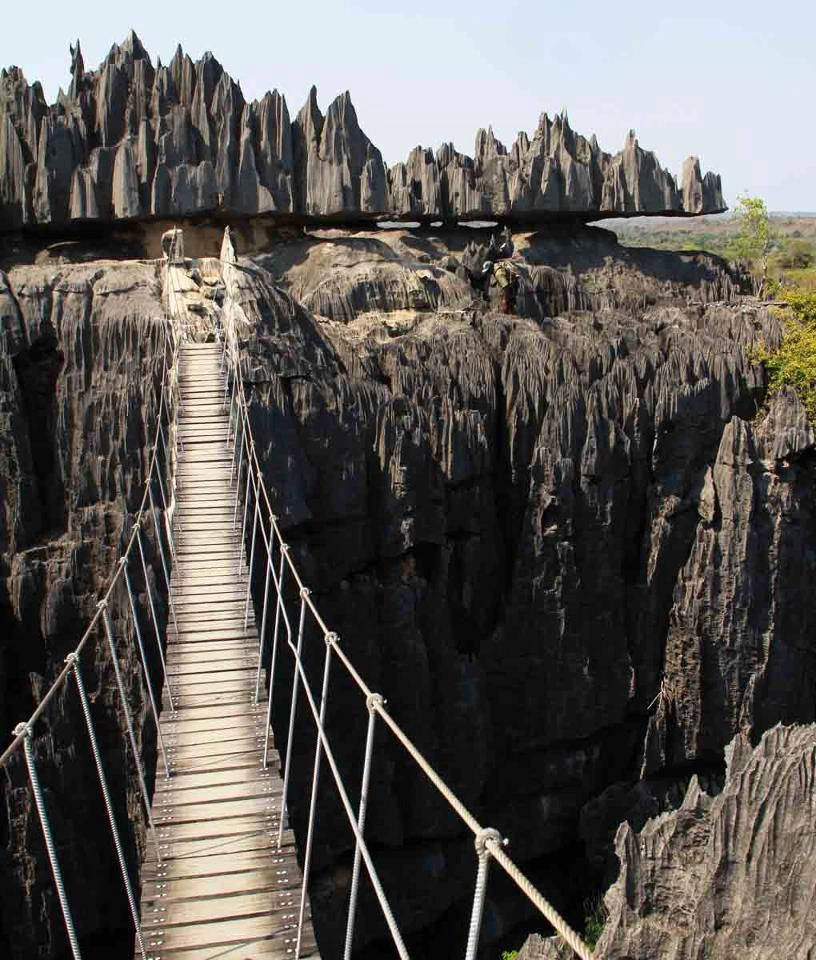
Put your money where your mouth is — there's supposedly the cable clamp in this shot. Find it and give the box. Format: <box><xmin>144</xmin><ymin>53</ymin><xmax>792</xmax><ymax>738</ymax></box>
<box><xmin>474</xmin><ymin>827</ymin><xmax>504</xmax><ymax>856</ymax></box>
<box><xmin>64</xmin><ymin>651</ymin><xmax>78</xmax><ymax>667</ymax></box>
<box><xmin>13</xmin><ymin>721</ymin><xmax>30</xmax><ymax>739</ymax></box>
<box><xmin>366</xmin><ymin>693</ymin><xmax>384</xmax><ymax>712</ymax></box>
<box><xmin>97</xmin><ymin>597</ymin><xmax>109</xmax><ymax>611</ymax></box>
<box><xmin>300</xmin><ymin>586</ymin><xmax>310</xmax><ymax>599</ymax></box>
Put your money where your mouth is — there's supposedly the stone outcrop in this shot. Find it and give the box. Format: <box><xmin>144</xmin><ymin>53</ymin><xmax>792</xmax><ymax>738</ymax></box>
<box><xmin>0</xmin><ymin>33</ymin><xmax>724</xmax><ymax>232</ymax></box>
<box><xmin>0</xmin><ymin>260</ymin><xmax>173</xmax><ymax>958</ymax></box>
<box><xmin>523</xmin><ymin>725</ymin><xmax>816</xmax><ymax>960</ymax></box>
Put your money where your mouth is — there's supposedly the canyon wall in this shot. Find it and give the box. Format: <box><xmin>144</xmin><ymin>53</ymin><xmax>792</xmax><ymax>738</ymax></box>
<box><xmin>217</xmin><ymin>224</ymin><xmax>815</xmax><ymax>955</ymax></box>
<box><xmin>0</xmin><ymin>32</ymin><xmax>724</xmax><ymax>232</ymax></box>
<box><xmin>0</xmin><ymin>259</ymin><xmax>173</xmax><ymax>958</ymax></box>
<box><xmin>3</xmin><ymin>219</ymin><xmax>814</xmax><ymax>958</ymax></box>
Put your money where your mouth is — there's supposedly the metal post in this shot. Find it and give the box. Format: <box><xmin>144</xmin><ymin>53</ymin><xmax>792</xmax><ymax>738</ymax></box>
<box><xmin>343</xmin><ymin>693</ymin><xmax>382</xmax><ymax>960</ymax></box>
<box><xmin>254</xmin><ymin>515</ymin><xmax>277</xmax><ymax>703</ymax></box>
<box><xmin>464</xmin><ymin>828</ymin><xmax>502</xmax><ymax>960</ymax></box>
<box><xmin>263</xmin><ymin>548</ymin><xmax>288</xmax><ymax>769</ymax></box>
<box><xmin>243</xmin><ymin>480</ymin><xmax>261</xmax><ymax>623</ymax></box>
<box><xmin>68</xmin><ymin>654</ymin><xmax>147</xmax><ymax>960</ymax></box>
<box><xmin>296</xmin><ymin>633</ymin><xmax>335</xmax><ymax>957</ymax></box>
<box><xmin>136</xmin><ymin>525</ymin><xmax>175</xmax><ymax>714</ymax></box>
<box><xmin>13</xmin><ymin>722</ymin><xmax>83</xmax><ymax>960</ymax></box>
<box><xmin>99</xmin><ymin>595</ymin><xmax>160</xmax><ymax>861</ymax></box>
<box><xmin>233</xmin><ymin>427</ymin><xmax>246</xmax><ymax>529</ymax></box>
<box><xmin>123</xmin><ymin>557</ymin><xmax>171</xmax><ymax>779</ymax></box>
<box><xmin>277</xmin><ymin>590</ymin><xmax>308</xmax><ymax>847</ymax></box>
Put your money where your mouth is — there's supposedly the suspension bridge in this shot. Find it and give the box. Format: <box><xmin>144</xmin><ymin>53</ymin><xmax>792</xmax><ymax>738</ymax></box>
<box><xmin>0</xmin><ymin>228</ymin><xmax>594</xmax><ymax>960</ymax></box>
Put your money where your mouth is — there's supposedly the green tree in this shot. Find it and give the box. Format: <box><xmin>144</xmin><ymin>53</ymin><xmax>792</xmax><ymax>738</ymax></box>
<box><xmin>733</xmin><ymin>194</ymin><xmax>773</xmax><ymax>295</ymax></box>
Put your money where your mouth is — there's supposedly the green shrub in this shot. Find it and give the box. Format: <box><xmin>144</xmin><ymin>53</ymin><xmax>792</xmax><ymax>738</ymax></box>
<box><xmin>583</xmin><ymin>894</ymin><xmax>608</xmax><ymax>950</ymax></box>
<box><xmin>757</xmin><ymin>289</ymin><xmax>816</xmax><ymax>418</ymax></box>
<box><xmin>501</xmin><ymin>951</ymin><xmax>519</xmax><ymax>960</ymax></box>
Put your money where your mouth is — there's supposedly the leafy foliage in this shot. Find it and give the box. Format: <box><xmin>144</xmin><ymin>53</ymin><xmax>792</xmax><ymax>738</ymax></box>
<box><xmin>501</xmin><ymin>952</ymin><xmax>519</xmax><ymax>960</ymax></box>
<box><xmin>583</xmin><ymin>894</ymin><xmax>608</xmax><ymax>950</ymax></box>
<box><xmin>758</xmin><ymin>289</ymin><xmax>816</xmax><ymax>419</ymax></box>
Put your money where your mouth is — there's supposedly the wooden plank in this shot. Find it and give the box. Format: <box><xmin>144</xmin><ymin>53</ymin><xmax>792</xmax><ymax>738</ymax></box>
<box><xmin>139</xmin><ymin>342</ymin><xmax>318</xmax><ymax>960</ymax></box>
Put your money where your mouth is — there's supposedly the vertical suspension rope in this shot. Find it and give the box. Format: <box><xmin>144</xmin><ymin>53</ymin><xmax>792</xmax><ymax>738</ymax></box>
<box><xmin>99</xmin><ymin>595</ymin><xmax>161</xmax><ymax>862</ymax></box>
<box><xmin>464</xmin><ymin>828</ymin><xmax>502</xmax><ymax>960</ymax></box>
<box><xmin>136</xmin><ymin>525</ymin><xmax>176</xmax><ymax>714</ymax></box>
<box><xmin>295</xmin><ymin>632</ymin><xmax>335</xmax><ymax>957</ymax></box>
<box><xmin>123</xmin><ymin>557</ymin><xmax>171</xmax><ymax>779</ymax></box>
<box><xmin>67</xmin><ymin>653</ymin><xmax>147</xmax><ymax>960</ymax></box>
<box><xmin>343</xmin><ymin>693</ymin><xmax>382</xmax><ymax>960</ymax></box>
<box><xmin>263</xmin><ymin>548</ymin><xmax>290</xmax><ymax>769</ymax></box>
<box><xmin>254</xmin><ymin>514</ymin><xmax>277</xmax><ymax>703</ymax></box>
<box><xmin>147</xmin><ymin>481</ymin><xmax>178</xmax><ymax>638</ymax></box>
<box><xmin>244</xmin><ymin>471</ymin><xmax>261</xmax><ymax>626</ymax></box>
<box><xmin>13</xmin><ymin>722</ymin><xmax>83</xmax><ymax>960</ymax></box>
<box><xmin>277</xmin><ymin>590</ymin><xmax>308</xmax><ymax>847</ymax></box>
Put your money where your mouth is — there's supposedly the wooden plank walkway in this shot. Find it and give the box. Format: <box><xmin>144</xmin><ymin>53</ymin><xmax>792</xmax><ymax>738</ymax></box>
<box><xmin>138</xmin><ymin>342</ymin><xmax>318</xmax><ymax>960</ymax></box>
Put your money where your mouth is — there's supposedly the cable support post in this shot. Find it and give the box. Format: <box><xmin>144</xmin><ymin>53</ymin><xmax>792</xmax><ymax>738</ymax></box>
<box><xmin>254</xmin><ymin>515</ymin><xmax>277</xmax><ymax>703</ymax></box>
<box><xmin>296</xmin><ymin>626</ymin><xmax>333</xmax><ymax>957</ymax></box>
<box><xmin>277</xmin><ymin>593</ymin><xmax>307</xmax><ymax>847</ymax></box>
<box><xmin>68</xmin><ymin>654</ymin><xmax>148</xmax><ymax>959</ymax></box>
<box><xmin>288</xmin><ymin>642</ymin><xmax>410</xmax><ymax>958</ymax></box>
<box><xmin>14</xmin><ymin>719</ymin><xmax>83</xmax><ymax>960</ymax></box>
<box><xmin>464</xmin><ymin>827</ymin><xmax>504</xmax><ymax>960</ymax></box>
<box><xmin>263</xmin><ymin>550</ymin><xmax>288</xmax><ymax>768</ymax></box>
<box><xmin>344</xmin><ymin>690</ymin><xmax>381</xmax><ymax>960</ymax></box>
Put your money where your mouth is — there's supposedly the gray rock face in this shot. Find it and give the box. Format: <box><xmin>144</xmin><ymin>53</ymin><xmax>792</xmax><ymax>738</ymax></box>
<box><xmin>0</xmin><ymin>260</ymin><xmax>172</xmax><ymax>958</ymax></box>
<box><xmin>212</xmin><ymin>227</ymin><xmax>814</xmax><ymax>955</ymax></box>
<box><xmin>0</xmin><ymin>33</ymin><xmax>724</xmax><ymax>231</ymax></box>
<box><xmin>3</xmin><ymin>224</ymin><xmax>813</xmax><ymax>960</ymax></box>
<box><xmin>589</xmin><ymin>725</ymin><xmax>816</xmax><ymax>960</ymax></box>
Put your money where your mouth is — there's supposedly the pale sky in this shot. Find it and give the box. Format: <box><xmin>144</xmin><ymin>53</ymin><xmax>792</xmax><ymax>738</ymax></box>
<box><xmin>2</xmin><ymin>0</ymin><xmax>814</xmax><ymax>212</ymax></box>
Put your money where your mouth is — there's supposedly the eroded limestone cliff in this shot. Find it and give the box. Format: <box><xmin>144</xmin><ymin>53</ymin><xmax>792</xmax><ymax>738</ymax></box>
<box><xmin>520</xmin><ymin>724</ymin><xmax>816</xmax><ymax>960</ymax></box>
<box><xmin>0</xmin><ymin>32</ymin><xmax>724</xmax><ymax>231</ymax></box>
<box><xmin>0</xmin><ymin>260</ymin><xmax>172</xmax><ymax>957</ymax></box>
<box><xmin>2</xmin><ymin>219</ymin><xmax>814</xmax><ymax>959</ymax></box>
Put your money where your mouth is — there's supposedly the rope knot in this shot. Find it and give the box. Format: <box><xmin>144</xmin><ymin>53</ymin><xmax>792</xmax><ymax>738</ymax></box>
<box><xmin>474</xmin><ymin>827</ymin><xmax>503</xmax><ymax>856</ymax></box>
<box><xmin>299</xmin><ymin>586</ymin><xmax>310</xmax><ymax>599</ymax></box>
<box><xmin>12</xmin><ymin>721</ymin><xmax>30</xmax><ymax>739</ymax></box>
<box><xmin>117</xmin><ymin>557</ymin><xmax>127</xmax><ymax>569</ymax></box>
<box><xmin>325</xmin><ymin>632</ymin><xmax>339</xmax><ymax>647</ymax></box>
<box><xmin>96</xmin><ymin>597</ymin><xmax>109</xmax><ymax>610</ymax></box>
<box><xmin>281</xmin><ymin>543</ymin><xmax>290</xmax><ymax>553</ymax></box>
<box><xmin>366</xmin><ymin>693</ymin><xmax>384</xmax><ymax>712</ymax></box>
<box><xmin>64</xmin><ymin>651</ymin><xmax>79</xmax><ymax>667</ymax></box>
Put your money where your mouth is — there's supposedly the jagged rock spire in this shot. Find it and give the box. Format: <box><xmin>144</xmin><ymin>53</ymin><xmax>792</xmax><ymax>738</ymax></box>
<box><xmin>0</xmin><ymin>34</ymin><xmax>726</xmax><ymax>230</ymax></box>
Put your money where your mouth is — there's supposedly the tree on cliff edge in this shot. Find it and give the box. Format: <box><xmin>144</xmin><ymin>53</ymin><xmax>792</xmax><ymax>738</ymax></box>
<box><xmin>733</xmin><ymin>194</ymin><xmax>773</xmax><ymax>296</ymax></box>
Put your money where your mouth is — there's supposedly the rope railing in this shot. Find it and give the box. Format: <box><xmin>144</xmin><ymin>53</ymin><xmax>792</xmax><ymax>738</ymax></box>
<box><xmin>218</xmin><ymin>237</ymin><xmax>595</xmax><ymax>960</ymax></box>
<box><xmin>1</xmin><ymin>253</ymin><xmax>185</xmax><ymax>960</ymax></box>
